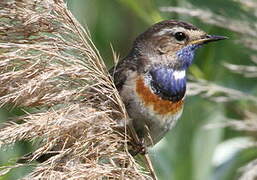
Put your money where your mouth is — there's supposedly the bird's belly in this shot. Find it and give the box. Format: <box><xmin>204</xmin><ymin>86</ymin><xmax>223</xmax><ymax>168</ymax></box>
<box><xmin>128</xmin><ymin>102</ymin><xmax>183</xmax><ymax>146</ymax></box>
<box><xmin>126</xmin><ymin>77</ymin><xmax>184</xmax><ymax>146</ymax></box>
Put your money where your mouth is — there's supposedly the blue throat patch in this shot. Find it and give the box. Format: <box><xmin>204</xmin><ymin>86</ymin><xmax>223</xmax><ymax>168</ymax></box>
<box><xmin>149</xmin><ymin>67</ymin><xmax>186</xmax><ymax>102</ymax></box>
<box><xmin>148</xmin><ymin>45</ymin><xmax>200</xmax><ymax>102</ymax></box>
<box><xmin>176</xmin><ymin>44</ymin><xmax>200</xmax><ymax>69</ymax></box>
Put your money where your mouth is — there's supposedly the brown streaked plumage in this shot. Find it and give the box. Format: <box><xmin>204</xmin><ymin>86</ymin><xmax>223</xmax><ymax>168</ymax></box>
<box><xmin>111</xmin><ymin>20</ymin><xmax>227</xmax><ymax>147</ymax></box>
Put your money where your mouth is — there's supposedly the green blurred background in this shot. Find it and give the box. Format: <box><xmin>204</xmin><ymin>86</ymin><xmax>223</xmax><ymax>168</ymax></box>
<box><xmin>1</xmin><ymin>0</ymin><xmax>257</xmax><ymax>179</ymax></box>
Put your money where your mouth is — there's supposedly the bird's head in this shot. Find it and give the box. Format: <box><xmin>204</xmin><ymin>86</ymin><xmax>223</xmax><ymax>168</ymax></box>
<box><xmin>127</xmin><ymin>20</ymin><xmax>227</xmax><ymax>101</ymax></box>
<box><xmin>132</xmin><ymin>20</ymin><xmax>227</xmax><ymax>72</ymax></box>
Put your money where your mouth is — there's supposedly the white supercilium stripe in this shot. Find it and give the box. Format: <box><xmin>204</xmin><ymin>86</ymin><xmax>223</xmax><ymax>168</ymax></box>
<box><xmin>154</xmin><ymin>28</ymin><xmax>173</xmax><ymax>36</ymax></box>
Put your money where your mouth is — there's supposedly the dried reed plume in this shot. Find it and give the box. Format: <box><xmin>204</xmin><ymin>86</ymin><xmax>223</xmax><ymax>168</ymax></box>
<box><xmin>187</xmin><ymin>78</ymin><xmax>257</xmax><ymax>103</ymax></box>
<box><xmin>0</xmin><ymin>0</ymin><xmax>151</xmax><ymax>179</ymax></box>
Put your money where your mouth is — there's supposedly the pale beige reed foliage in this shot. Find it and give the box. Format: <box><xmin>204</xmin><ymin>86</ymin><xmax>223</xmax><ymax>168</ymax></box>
<box><xmin>0</xmin><ymin>0</ymin><xmax>150</xmax><ymax>179</ymax></box>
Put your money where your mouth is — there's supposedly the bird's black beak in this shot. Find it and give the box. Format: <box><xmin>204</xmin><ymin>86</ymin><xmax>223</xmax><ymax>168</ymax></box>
<box><xmin>190</xmin><ymin>35</ymin><xmax>228</xmax><ymax>45</ymax></box>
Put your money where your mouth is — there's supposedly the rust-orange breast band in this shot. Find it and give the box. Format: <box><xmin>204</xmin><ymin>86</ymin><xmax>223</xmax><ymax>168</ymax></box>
<box><xmin>136</xmin><ymin>77</ymin><xmax>184</xmax><ymax>115</ymax></box>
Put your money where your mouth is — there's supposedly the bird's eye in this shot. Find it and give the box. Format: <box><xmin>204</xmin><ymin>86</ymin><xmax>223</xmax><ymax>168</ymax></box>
<box><xmin>174</xmin><ymin>32</ymin><xmax>186</xmax><ymax>41</ymax></box>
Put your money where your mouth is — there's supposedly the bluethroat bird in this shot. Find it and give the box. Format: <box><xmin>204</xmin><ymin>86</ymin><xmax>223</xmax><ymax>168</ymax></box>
<box><xmin>111</xmin><ymin>20</ymin><xmax>227</xmax><ymax>148</ymax></box>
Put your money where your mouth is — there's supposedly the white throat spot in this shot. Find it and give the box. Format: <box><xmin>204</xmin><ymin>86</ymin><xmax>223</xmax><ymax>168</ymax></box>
<box><xmin>173</xmin><ymin>70</ymin><xmax>186</xmax><ymax>80</ymax></box>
